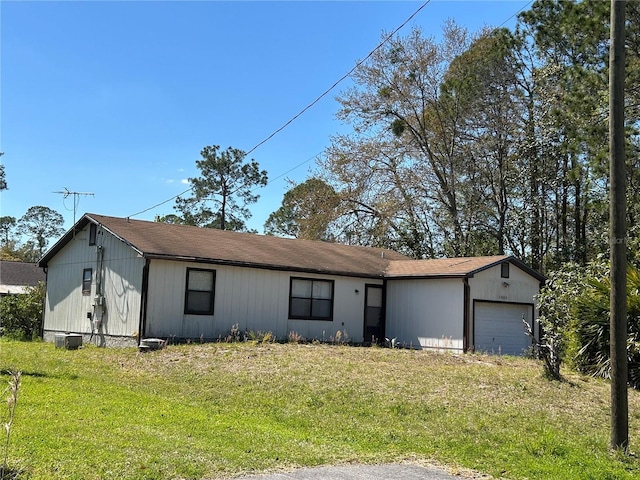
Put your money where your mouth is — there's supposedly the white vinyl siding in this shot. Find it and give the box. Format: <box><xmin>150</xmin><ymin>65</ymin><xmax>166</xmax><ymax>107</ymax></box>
<box><xmin>43</xmin><ymin>223</ymin><xmax>144</xmax><ymax>338</ymax></box>
<box><xmin>145</xmin><ymin>259</ymin><xmax>380</xmax><ymax>342</ymax></box>
<box><xmin>385</xmin><ymin>278</ymin><xmax>464</xmax><ymax>351</ymax></box>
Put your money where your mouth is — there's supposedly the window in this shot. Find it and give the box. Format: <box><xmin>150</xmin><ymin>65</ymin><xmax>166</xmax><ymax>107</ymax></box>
<box><xmin>82</xmin><ymin>268</ymin><xmax>92</xmax><ymax>295</ymax></box>
<box><xmin>289</xmin><ymin>277</ymin><xmax>334</xmax><ymax>321</ymax></box>
<box><xmin>184</xmin><ymin>268</ymin><xmax>215</xmax><ymax>315</ymax></box>
<box><xmin>89</xmin><ymin>223</ymin><xmax>97</xmax><ymax>245</ymax></box>
<box><xmin>501</xmin><ymin>262</ymin><xmax>510</xmax><ymax>278</ymax></box>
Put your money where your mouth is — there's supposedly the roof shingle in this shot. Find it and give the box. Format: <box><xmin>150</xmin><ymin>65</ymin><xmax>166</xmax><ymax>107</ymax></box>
<box><xmin>56</xmin><ymin>214</ymin><xmax>409</xmax><ymax>278</ymax></box>
<box><xmin>0</xmin><ymin>261</ymin><xmax>45</xmax><ymax>288</ymax></box>
<box><xmin>39</xmin><ymin>214</ymin><xmax>543</xmax><ymax>281</ymax></box>
<box><xmin>385</xmin><ymin>256</ymin><xmax>510</xmax><ymax>277</ymax></box>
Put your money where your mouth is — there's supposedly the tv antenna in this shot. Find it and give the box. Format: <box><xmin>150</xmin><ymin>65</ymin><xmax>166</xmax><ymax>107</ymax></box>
<box><xmin>53</xmin><ymin>187</ymin><xmax>94</xmax><ymax>227</ymax></box>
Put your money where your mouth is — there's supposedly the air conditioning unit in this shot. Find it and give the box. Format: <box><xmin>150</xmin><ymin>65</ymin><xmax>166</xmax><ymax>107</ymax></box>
<box><xmin>54</xmin><ymin>333</ymin><xmax>83</xmax><ymax>350</ymax></box>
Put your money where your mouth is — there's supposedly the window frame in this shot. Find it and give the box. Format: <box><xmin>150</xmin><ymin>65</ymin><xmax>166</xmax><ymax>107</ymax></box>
<box><xmin>82</xmin><ymin>268</ymin><xmax>92</xmax><ymax>295</ymax></box>
<box><xmin>89</xmin><ymin>223</ymin><xmax>97</xmax><ymax>246</ymax></box>
<box><xmin>184</xmin><ymin>268</ymin><xmax>216</xmax><ymax>315</ymax></box>
<box><xmin>501</xmin><ymin>261</ymin><xmax>510</xmax><ymax>278</ymax></box>
<box><xmin>288</xmin><ymin>277</ymin><xmax>335</xmax><ymax>321</ymax></box>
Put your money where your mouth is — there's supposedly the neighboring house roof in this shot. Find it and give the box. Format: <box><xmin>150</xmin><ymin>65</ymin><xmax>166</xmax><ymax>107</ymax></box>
<box><xmin>386</xmin><ymin>255</ymin><xmax>545</xmax><ymax>281</ymax></box>
<box><xmin>0</xmin><ymin>260</ymin><xmax>45</xmax><ymax>294</ymax></box>
<box><xmin>39</xmin><ymin>214</ymin><xmax>544</xmax><ymax>281</ymax></box>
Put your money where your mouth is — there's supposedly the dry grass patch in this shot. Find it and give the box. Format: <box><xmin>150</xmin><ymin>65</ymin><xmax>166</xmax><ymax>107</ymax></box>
<box><xmin>1</xmin><ymin>340</ymin><xmax>639</xmax><ymax>479</ymax></box>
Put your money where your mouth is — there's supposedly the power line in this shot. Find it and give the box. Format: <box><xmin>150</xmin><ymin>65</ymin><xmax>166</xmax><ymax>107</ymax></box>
<box><xmin>496</xmin><ymin>0</ymin><xmax>533</xmax><ymax>28</ymax></box>
<box><xmin>128</xmin><ymin>1</ymin><xmax>432</xmax><ymax>220</ymax></box>
<box><xmin>128</xmin><ymin>186</ymin><xmax>194</xmax><ymax>219</ymax></box>
<box><xmin>243</xmin><ymin>1</ymin><xmax>433</xmax><ymax>158</ymax></box>
<box><xmin>256</xmin><ymin>151</ymin><xmax>324</xmax><ymax>191</ymax></box>
<box><xmin>128</xmin><ymin>0</ymin><xmax>530</xmax><ymax>221</ymax></box>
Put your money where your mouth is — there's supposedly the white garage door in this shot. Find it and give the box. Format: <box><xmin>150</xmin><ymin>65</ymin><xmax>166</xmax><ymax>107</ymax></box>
<box><xmin>474</xmin><ymin>302</ymin><xmax>532</xmax><ymax>356</ymax></box>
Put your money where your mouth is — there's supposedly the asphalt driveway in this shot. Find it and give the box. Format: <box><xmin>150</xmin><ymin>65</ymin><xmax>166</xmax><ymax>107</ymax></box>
<box><xmin>231</xmin><ymin>462</ymin><xmax>491</xmax><ymax>479</ymax></box>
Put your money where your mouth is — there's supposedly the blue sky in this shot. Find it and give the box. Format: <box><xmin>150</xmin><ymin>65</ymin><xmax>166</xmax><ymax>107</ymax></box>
<box><xmin>1</xmin><ymin>0</ymin><xmax>531</xmax><ymax>238</ymax></box>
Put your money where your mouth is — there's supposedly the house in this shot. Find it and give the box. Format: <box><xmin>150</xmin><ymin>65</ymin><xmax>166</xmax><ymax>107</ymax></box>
<box><xmin>38</xmin><ymin>214</ymin><xmax>544</xmax><ymax>354</ymax></box>
<box><xmin>0</xmin><ymin>260</ymin><xmax>46</xmax><ymax>296</ymax></box>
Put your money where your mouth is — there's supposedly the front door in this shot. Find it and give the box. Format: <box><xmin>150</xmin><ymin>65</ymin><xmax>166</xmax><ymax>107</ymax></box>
<box><xmin>364</xmin><ymin>285</ymin><xmax>384</xmax><ymax>344</ymax></box>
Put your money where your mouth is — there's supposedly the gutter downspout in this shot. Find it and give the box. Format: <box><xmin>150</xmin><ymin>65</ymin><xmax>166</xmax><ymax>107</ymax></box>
<box><xmin>537</xmin><ymin>279</ymin><xmax>545</xmax><ymax>343</ymax></box>
<box><xmin>381</xmin><ymin>278</ymin><xmax>387</xmax><ymax>343</ymax></box>
<box><xmin>39</xmin><ymin>267</ymin><xmax>48</xmax><ymax>340</ymax></box>
<box><xmin>137</xmin><ymin>258</ymin><xmax>150</xmax><ymax>345</ymax></box>
<box><xmin>463</xmin><ymin>277</ymin><xmax>470</xmax><ymax>353</ymax></box>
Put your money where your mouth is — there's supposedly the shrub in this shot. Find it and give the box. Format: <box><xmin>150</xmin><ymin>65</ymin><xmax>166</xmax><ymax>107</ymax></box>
<box><xmin>572</xmin><ymin>266</ymin><xmax>640</xmax><ymax>388</ymax></box>
<box><xmin>0</xmin><ymin>282</ymin><xmax>45</xmax><ymax>340</ymax></box>
<box><xmin>540</xmin><ymin>258</ymin><xmax>640</xmax><ymax>389</ymax></box>
<box><xmin>535</xmin><ymin>262</ymin><xmax>595</xmax><ymax>379</ymax></box>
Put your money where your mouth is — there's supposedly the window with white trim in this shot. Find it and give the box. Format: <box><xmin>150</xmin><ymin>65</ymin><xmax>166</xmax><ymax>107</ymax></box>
<box><xmin>82</xmin><ymin>268</ymin><xmax>92</xmax><ymax>295</ymax></box>
<box><xmin>184</xmin><ymin>268</ymin><xmax>215</xmax><ymax>315</ymax></box>
<box><xmin>89</xmin><ymin>223</ymin><xmax>97</xmax><ymax>246</ymax></box>
<box><xmin>289</xmin><ymin>277</ymin><xmax>334</xmax><ymax>321</ymax></box>
<box><xmin>501</xmin><ymin>262</ymin><xmax>510</xmax><ymax>278</ymax></box>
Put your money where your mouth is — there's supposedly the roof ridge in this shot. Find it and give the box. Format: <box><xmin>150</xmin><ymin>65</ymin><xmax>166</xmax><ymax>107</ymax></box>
<box><xmin>88</xmin><ymin>213</ymin><xmax>404</xmax><ymax>255</ymax></box>
<box><xmin>41</xmin><ymin>213</ymin><xmax>410</xmax><ymax>277</ymax></box>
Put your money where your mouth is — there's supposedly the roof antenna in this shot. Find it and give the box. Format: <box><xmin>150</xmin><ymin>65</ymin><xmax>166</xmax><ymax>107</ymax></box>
<box><xmin>53</xmin><ymin>187</ymin><xmax>94</xmax><ymax>236</ymax></box>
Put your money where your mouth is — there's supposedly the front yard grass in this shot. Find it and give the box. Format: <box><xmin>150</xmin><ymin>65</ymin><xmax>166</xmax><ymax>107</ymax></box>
<box><xmin>1</xmin><ymin>339</ymin><xmax>640</xmax><ymax>479</ymax></box>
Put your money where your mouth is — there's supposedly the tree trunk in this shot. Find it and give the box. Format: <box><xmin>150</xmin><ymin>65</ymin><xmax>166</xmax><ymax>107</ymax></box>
<box><xmin>220</xmin><ymin>188</ymin><xmax>227</xmax><ymax>230</ymax></box>
<box><xmin>526</xmin><ymin>95</ymin><xmax>541</xmax><ymax>271</ymax></box>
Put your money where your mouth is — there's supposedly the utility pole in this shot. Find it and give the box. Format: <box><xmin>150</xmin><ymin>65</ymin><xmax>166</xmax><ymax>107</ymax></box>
<box><xmin>53</xmin><ymin>187</ymin><xmax>94</xmax><ymax>227</ymax></box>
<box><xmin>609</xmin><ymin>0</ymin><xmax>628</xmax><ymax>452</ymax></box>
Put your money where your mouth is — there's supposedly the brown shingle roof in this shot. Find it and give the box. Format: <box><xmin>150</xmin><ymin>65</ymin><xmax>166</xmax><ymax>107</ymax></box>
<box><xmin>385</xmin><ymin>256</ymin><xmax>507</xmax><ymax>277</ymax></box>
<box><xmin>39</xmin><ymin>214</ymin><xmax>544</xmax><ymax>281</ymax></box>
<box><xmin>42</xmin><ymin>214</ymin><xmax>410</xmax><ymax>278</ymax></box>
<box><xmin>386</xmin><ymin>255</ymin><xmax>544</xmax><ymax>281</ymax></box>
<box><xmin>0</xmin><ymin>260</ymin><xmax>45</xmax><ymax>287</ymax></box>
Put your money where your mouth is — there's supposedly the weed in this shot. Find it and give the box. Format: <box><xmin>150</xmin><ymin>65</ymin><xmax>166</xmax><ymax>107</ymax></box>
<box><xmin>330</xmin><ymin>329</ymin><xmax>350</xmax><ymax>345</ymax></box>
<box><xmin>225</xmin><ymin>324</ymin><xmax>244</xmax><ymax>342</ymax></box>
<box><xmin>247</xmin><ymin>330</ymin><xmax>275</xmax><ymax>344</ymax></box>
<box><xmin>287</xmin><ymin>331</ymin><xmax>306</xmax><ymax>344</ymax></box>
<box><xmin>1</xmin><ymin>369</ymin><xmax>21</xmax><ymax>480</ymax></box>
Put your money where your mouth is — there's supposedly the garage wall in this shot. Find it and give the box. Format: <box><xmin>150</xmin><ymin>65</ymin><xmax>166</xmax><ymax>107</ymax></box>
<box><xmin>468</xmin><ymin>262</ymin><xmax>541</xmax><ymax>353</ymax></box>
<box><xmin>468</xmin><ymin>262</ymin><xmax>540</xmax><ymax>305</ymax></box>
<box><xmin>386</xmin><ymin>278</ymin><xmax>464</xmax><ymax>351</ymax></box>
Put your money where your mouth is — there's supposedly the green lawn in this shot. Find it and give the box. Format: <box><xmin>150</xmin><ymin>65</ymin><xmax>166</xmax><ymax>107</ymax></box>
<box><xmin>1</xmin><ymin>339</ymin><xmax>639</xmax><ymax>479</ymax></box>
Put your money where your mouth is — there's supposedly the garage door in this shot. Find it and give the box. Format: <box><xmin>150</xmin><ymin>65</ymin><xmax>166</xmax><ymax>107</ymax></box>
<box><xmin>474</xmin><ymin>302</ymin><xmax>532</xmax><ymax>356</ymax></box>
